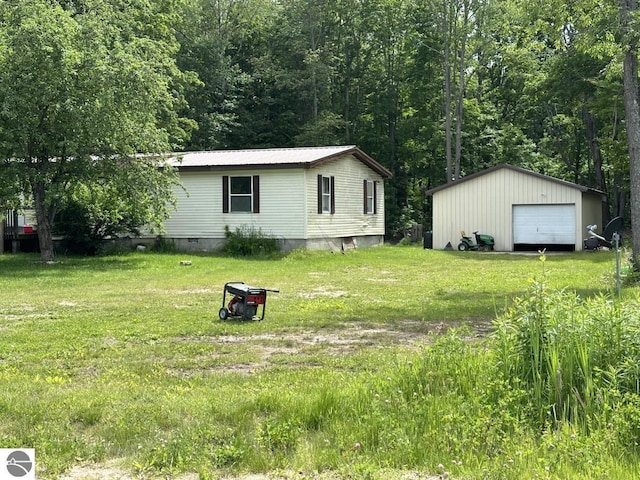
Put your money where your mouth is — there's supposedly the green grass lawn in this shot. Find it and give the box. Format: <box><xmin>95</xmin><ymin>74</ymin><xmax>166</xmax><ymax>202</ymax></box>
<box><xmin>0</xmin><ymin>246</ymin><xmax>637</xmax><ymax>479</ymax></box>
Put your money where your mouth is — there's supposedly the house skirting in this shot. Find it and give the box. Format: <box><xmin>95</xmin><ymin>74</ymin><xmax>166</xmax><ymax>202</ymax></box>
<box><xmin>131</xmin><ymin>235</ymin><xmax>385</xmax><ymax>253</ymax></box>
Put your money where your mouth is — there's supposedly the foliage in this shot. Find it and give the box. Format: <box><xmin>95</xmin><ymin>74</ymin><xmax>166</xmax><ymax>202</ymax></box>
<box><xmin>0</xmin><ymin>0</ymin><xmax>194</xmax><ymax>261</ymax></box>
<box><xmin>222</xmin><ymin>225</ymin><xmax>280</xmax><ymax>257</ymax></box>
<box><xmin>150</xmin><ymin>236</ymin><xmax>178</xmax><ymax>254</ymax></box>
<box><xmin>4</xmin><ymin>0</ymin><xmax>639</xmax><ymax>256</ymax></box>
<box><xmin>493</xmin><ymin>254</ymin><xmax>640</xmax><ymax>434</ymax></box>
<box><xmin>54</xmin><ymin>167</ymin><xmax>183</xmax><ymax>255</ymax></box>
<box><xmin>0</xmin><ymin>161</ymin><xmax>23</xmax><ymax>211</ymax></box>
<box><xmin>54</xmin><ymin>200</ymin><xmax>108</xmax><ymax>255</ymax></box>
<box><xmin>167</xmin><ymin>0</ymin><xmax>640</xmax><ymax>240</ymax></box>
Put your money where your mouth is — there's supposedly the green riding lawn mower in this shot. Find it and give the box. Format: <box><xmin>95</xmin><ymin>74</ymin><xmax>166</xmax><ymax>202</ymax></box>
<box><xmin>458</xmin><ymin>230</ymin><xmax>495</xmax><ymax>251</ymax></box>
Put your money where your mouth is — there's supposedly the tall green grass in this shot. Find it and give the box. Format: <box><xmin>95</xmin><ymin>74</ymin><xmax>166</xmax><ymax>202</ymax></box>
<box><xmin>493</xmin><ymin>255</ymin><xmax>640</xmax><ymax>434</ymax></box>
<box><xmin>1</xmin><ymin>248</ymin><xmax>640</xmax><ymax>478</ymax></box>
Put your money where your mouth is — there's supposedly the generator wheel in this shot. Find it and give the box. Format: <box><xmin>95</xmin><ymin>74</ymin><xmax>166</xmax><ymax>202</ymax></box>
<box><xmin>458</xmin><ymin>242</ymin><xmax>468</xmax><ymax>251</ymax></box>
<box><xmin>219</xmin><ymin>307</ymin><xmax>229</xmax><ymax>320</ymax></box>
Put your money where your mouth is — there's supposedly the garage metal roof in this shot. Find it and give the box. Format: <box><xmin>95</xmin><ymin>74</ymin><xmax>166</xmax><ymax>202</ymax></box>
<box><xmin>425</xmin><ymin>164</ymin><xmax>604</xmax><ymax>196</ymax></box>
<box><xmin>166</xmin><ymin>145</ymin><xmax>392</xmax><ymax>178</ymax></box>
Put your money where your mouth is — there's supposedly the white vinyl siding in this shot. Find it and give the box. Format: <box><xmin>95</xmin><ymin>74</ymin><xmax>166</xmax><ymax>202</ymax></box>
<box><xmin>163</xmin><ymin>170</ymin><xmax>306</xmax><ymax>238</ymax></box>
<box><xmin>306</xmin><ymin>155</ymin><xmax>385</xmax><ymax>239</ymax></box>
<box><xmin>161</xmin><ymin>154</ymin><xmax>386</xmax><ymax>245</ymax></box>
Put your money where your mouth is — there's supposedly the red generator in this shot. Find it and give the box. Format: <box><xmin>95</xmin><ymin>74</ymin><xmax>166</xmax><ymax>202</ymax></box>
<box><xmin>218</xmin><ymin>281</ymin><xmax>279</xmax><ymax>321</ymax></box>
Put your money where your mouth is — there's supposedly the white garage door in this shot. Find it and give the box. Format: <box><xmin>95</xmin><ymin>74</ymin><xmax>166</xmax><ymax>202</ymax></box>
<box><xmin>513</xmin><ymin>204</ymin><xmax>576</xmax><ymax>244</ymax></box>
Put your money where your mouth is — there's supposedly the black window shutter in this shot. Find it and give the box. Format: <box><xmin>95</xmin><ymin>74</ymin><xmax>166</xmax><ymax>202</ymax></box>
<box><xmin>330</xmin><ymin>176</ymin><xmax>335</xmax><ymax>214</ymax></box>
<box><xmin>317</xmin><ymin>174</ymin><xmax>323</xmax><ymax>214</ymax></box>
<box><xmin>222</xmin><ymin>176</ymin><xmax>229</xmax><ymax>213</ymax></box>
<box><xmin>373</xmin><ymin>181</ymin><xmax>378</xmax><ymax>214</ymax></box>
<box><xmin>363</xmin><ymin>179</ymin><xmax>368</xmax><ymax>214</ymax></box>
<box><xmin>252</xmin><ymin>175</ymin><xmax>260</xmax><ymax>213</ymax></box>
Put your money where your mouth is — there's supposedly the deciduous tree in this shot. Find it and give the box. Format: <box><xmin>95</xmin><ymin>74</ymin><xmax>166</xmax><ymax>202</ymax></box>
<box><xmin>0</xmin><ymin>0</ymin><xmax>193</xmax><ymax>261</ymax></box>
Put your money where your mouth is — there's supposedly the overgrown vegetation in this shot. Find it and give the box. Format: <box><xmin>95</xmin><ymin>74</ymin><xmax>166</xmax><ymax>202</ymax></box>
<box><xmin>0</xmin><ymin>247</ymin><xmax>639</xmax><ymax>479</ymax></box>
<box><xmin>223</xmin><ymin>225</ymin><xmax>280</xmax><ymax>257</ymax></box>
<box><xmin>149</xmin><ymin>236</ymin><xmax>178</xmax><ymax>254</ymax></box>
<box><xmin>54</xmin><ymin>200</ymin><xmax>138</xmax><ymax>256</ymax></box>
<box><xmin>494</xmin><ymin>279</ymin><xmax>640</xmax><ymax>432</ymax></box>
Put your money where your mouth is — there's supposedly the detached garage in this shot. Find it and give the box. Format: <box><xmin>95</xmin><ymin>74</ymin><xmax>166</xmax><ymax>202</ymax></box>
<box><xmin>426</xmin><ymin>164</ymin><xmax>605</xmax><ymax>252</ymax></box>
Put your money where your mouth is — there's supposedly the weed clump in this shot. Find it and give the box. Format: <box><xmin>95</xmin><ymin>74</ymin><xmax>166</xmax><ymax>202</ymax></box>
<box><xmin>150</xmin><ymin>236</ymin><xmax>177</xmax><ymax>253</ymax></box>
<box><xmin>492</xmin><ymin>258</ymin><xmax>640</xmax><ymax>434</ymax></box>
<box><xmin>223</xmin><ymin>225</ymin><xmax>280</xmax><ymax>257</ymax></box>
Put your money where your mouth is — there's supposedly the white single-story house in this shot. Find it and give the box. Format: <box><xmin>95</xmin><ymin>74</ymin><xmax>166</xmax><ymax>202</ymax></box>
<box><xmin>425</xmin><ymin>164</ymin><xmax>605</xmax><ymax>252</ymax></box>
<box><xmin>156</xmin><ymin>145</ymin><xmax>392</xmax><ymax>252</ymax></box>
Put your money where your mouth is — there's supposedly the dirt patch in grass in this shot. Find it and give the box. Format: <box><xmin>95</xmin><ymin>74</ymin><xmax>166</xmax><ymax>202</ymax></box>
<box><xmin>60</xmin><ymin>321</ymin><xmax>486</xmax><ymax>479</ymax></box>
<box><xmin>58</xmin><ymin>461</ymin><xmax>200</xmax><ymax>480</ymax></box>
<box><xmin>59</xmin><ymin>465</ymin><xmax>440</xmax><ymax>480</ymax></box>
<box><xmin>167</xmin><ymin>320</ymin><xmax>492</xmax><ymax>377</ymax></box>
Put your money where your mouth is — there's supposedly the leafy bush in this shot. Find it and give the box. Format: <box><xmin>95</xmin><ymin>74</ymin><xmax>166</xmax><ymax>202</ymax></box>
<box><xmin>222</xmin><ymin>225</ymin><xmax>279</xmax><ymax>257</ymax></box>
<box><xmin>55</xmin><ymin>197</ymin><xmax>149</xmax><ymax>255</ymax></box>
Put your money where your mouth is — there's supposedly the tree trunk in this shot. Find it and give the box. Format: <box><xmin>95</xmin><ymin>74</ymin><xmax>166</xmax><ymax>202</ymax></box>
<box><xmin>582</xmin><ymin>107</ymin><xmax>610</xmax><ymax>224</ymax></box>
<box><xmin>624</xmin><ymin>49</ymin><xmax>640</xmax><ymax>266</ymax></box>
<box><xmin>454</xmin><ymin>0</ymin><xmax>470</xmax><ymax>181</ymax></box>
<box><xmin>31</xmin><ymin>179</ymin><xmax>56</xmax><ymax>262</ymax></box>
<box><xmin>0</xmin><ymin>215</ymin><xmax>4</xmax><ymax>255</ymax></box>
<box><xmin>344</xmin><ymin>65</ymin><xmax>351</xmax><ymax>143</ymax></box>
<box><xmin>11</xmin><ymin>210</ymin><xmax>19</xmax><ymax>254</ymax></box>
<box><xmin>454</xmin><ymin>60</ymin><xmax>464</xmax><ymax>181</ymax></box>
<box><xmin>620</xmin><ymin>0</ymin><xmax>640</xmax><ymax>267</ymax></box>
<box><xmin>613</xmin><ymin>172</ymin><xmax>627</xmax><ymax>218</ymax></box>
<box><xmin>443</xmin><ymin>0</ymin><xmax>453</xmax><ymax>183</ymax></box>
<box><xmin>454</xmin><ymin>18</ymin><xmax>467</xmax><ymax>181</ymax></box>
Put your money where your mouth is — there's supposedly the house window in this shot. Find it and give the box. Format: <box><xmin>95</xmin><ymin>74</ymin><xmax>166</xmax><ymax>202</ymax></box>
<box><xmin>321</xmin><ymin>177</ymin><xmax>331</xmax><ymax>212</ymax></box>
<box><xmin>223</xmin><ymin>175</ymin><xmax>260</xmax><ymax>213</ymax></box>
<box><xmin>364</xmin><ymin>179</ymin><xmax>377</xmax><ymax>214</ymax></box>
<box><xmin>230</xmin><ymin>176</ymin><xmax>252</xmax><ymax>212</ymax></box>
<box><xmin>317</xmin><ymin>175</ymin><xmax>335</xmax><ymax>214</ymax></box>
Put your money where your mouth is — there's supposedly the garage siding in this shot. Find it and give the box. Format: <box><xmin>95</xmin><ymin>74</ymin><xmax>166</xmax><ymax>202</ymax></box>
<box><xmin>431</xmin><ymin>167</ymin><xmax>587</xmax><ymax>251</ymax></box>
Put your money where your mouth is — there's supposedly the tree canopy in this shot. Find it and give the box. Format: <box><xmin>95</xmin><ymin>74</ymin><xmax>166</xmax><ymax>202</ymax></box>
<box><xmin>2</xmin><ymin>0</ymin><xmax>640</xmax><ymax>262</ymax></box>
<box><xmin>172</xmin><ymin>0</ymin><xmax>640</xmax><ymax>254</ymax></box>
<box><xmin>0</xmin><ymin>0</ymin><xmax>194</xmax><ymax>261</ymax></box>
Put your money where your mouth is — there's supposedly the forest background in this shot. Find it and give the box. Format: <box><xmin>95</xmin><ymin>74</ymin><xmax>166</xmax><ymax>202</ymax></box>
<box><xmin>1</xmin><ymin>0</ymin><xmax>639</xmax><ymax>250</ymax></box>
<box><xmin>171</xmin><ymin>0</ymin><xmax>632</xmax><ymax>239</ymax></box>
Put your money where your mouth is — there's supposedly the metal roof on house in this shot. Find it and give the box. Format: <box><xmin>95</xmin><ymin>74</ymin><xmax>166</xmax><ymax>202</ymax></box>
<box><xmin>166</xmin><ymin>145</ymin><xmax>393</xmax><ymax>178</ymax></box>
<box><xmin>425</xmin><ymin>163</ymin><xmax>603</xmax><ymax>196</ymax></box>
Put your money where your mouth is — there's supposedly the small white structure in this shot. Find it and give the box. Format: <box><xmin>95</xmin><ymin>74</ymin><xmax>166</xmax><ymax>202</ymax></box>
<box><xmin>426</xmin><ymin>164</ymin><xmax>604</xmax><ymax>252</ymax></box>
<box><xmin>158</xmin><ymin>145</ymin><xmax>392</xmax><ymax>252</ymax></box>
